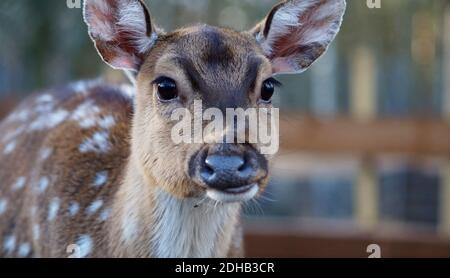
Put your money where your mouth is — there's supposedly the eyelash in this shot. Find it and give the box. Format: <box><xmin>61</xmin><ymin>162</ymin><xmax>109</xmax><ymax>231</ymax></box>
<box><xmin>152</xmin><ymin>76</ymin><xmax>171</xmax><ymax>85</ymax></box>
<box><xmin>266</xmin><ymin>77</ymin><xmax>282</xmax><ymax>87</ymax></box>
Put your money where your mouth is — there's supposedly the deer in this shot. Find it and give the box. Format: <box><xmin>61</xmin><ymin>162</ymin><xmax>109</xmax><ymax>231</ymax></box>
<box><xmin>0</xmin><ymin>0</ymin><xmax>346</xmax><ymax>258</ymax></box>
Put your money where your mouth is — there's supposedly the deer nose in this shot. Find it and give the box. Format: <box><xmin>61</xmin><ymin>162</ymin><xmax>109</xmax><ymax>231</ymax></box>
<box><xmin>200</xmin><ymin>154</ymin><xmax>255</xmax><ymax>191</ymax></box>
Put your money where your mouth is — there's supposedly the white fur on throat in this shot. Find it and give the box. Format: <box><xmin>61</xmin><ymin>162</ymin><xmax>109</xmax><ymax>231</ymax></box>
<box><xmin>150</xmin><ymin>189</ymin><xmax>240</xmax><ymax>258</ymax></box>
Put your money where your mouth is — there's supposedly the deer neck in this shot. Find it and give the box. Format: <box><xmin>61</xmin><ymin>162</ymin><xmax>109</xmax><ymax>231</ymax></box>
<box><xmin>108</xmin><ymin>152</ymin><xmax>241</xmax><ymax>258</ymax></box>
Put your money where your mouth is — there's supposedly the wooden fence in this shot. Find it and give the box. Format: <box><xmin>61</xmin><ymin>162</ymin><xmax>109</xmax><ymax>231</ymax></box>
<box><xmin>2</xmin><ymin>99</ymin><xmax>450</xmax><ymax>257</ymax></box>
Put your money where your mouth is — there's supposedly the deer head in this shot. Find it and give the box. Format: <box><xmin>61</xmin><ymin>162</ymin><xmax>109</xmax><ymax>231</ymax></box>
<box><xmin>83</xmin><ymin>0</ymin><xmax>346</xmax><ymax>203</ymax></box>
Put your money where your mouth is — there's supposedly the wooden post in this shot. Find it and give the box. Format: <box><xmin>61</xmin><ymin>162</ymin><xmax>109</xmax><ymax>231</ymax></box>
<box><xmin>350</xmin><ymin>47</ymin><xmax>377</xmax><ymax>122</ymax></box>
<box><xmin>441</xmin><ymin>161</ymin><xmax>450</xmax><ymax>238</ymax></box>
<box><xmin>311</xmin><ymin>45</ymin><xmax>338</xmax><ymax>117</ymax></box>
<box><xmin>351</xmin><ymin>46</ymin><xmax>379</xmax><ymax>230</ymax></box>
<box><xmin>440</xmin><ymin>6</ymin><xmax>450</xmax><ymax>238</ymax></box>
<box><xmin>443</xmin><ymin>7</ymin><xmax>450</xmax><ymax>118</ymax></box>
<box><xmin>355</xmin><ymin>160</ymin><xmax>379</xmax><ymax>230</ymax></box>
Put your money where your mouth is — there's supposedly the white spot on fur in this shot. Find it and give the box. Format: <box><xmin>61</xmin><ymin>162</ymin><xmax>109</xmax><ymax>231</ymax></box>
<box><xmin>36</xmin><ymin>94</ymin><xmax>53</xmax><ymax>103</ymax></box>
<box><xmin>3</xmin><ymin>141</ymin><xmax>16</xmax><ymax>155</ymax></box>
<box><xmin>76</xmin><ymin>235</ymin><xmax>93</xmax><ymax>258</ymax></box>
<box><xmin>71</xmin><ymin>101</ymin><xmax>116</xmax><ymax>129</ymax></box>
<box><xmin>18</xmin><ymin>243</ymin><xmax>31</xmax><ymax>257</ymax></box>
<box><xmin>39</xmin><ymin>147</ymin><xmax>53</xmax><ymax>161</ymax></box>
<box><xmin>71</xmin><ymin>100</ymin><xmax>101</xmax><ymax>129</ymax></box>
<box><xmin>86</xmin><ymin>200</ymin><xmax>103</xmax><ymax>215</ymax></box>
<box><xmin>81</xmin><ymin>118</ymin><xmax>97</xmax><ymax>129</ymax></box>
<box><xmin>3</xmin><ymin>235</ymin><xmax>16</xmax><ymax>254</ymax></box>
<box><xmin>0</xmin><ymin>198</ymin><xmax>8</xmax><ymax>215</ymax></box>
<box><xmin>79</xmin><ymin>131</ymin><xmax>111</xmax><ymax>153</ymax></box>
<box><xmin>98</xmin><ymin>115</ymin><xmax>116</xmax><ymax>129</ymax></box>
<box><xmin>48</xmin><ymin>198</ymin><xmax>60</xmax><ymax>221</ymax></box>
<box><xmin>6</xmin><ymin>110</ymin><xmax>30</xmax><ymax>123</ymax></box>
<box><xmin>30</xmin><ymin>109</ymin><xmax>69</xmax><ymax>131</ymax></box>
<box><xmin>69</xmin><ymin>80</ymin><xmax>102</xmax><ymax>95</ymax></box>
<box><xmin>30</xmin><ymin>206</ymin><xmax>37</xmax><ymax>218</ymax></box>
<box><xmin>120</xmin><ymin>84</ymin><xmax>135</xmax><ymax>98</ymax></box>
<box><xmin>34</xmin><ymin>99</ymin><xmax>55</xmax><ymax>114</ymax></box>
<box><xmin>70</xmin><ymin>81</ymin><xmax>88</xmax><ymax>93</ymax></box>
<box><xmin>12</xmin><ymin>177</ymin><xmax>27</xmax><ymax>191</ymax></box>
<box><xmin>38</xmin><ymin>177</ymin><xmax>50</xmax><ymax>193</ymax></box>
<box><xmin>33</xmin><ymin>225</ymin><xmax>40</xmax><ymax>241</ymax></box>
<box><xmin>2</xmin><ymin>126</ymin><xmax>26</xmax><ymax>143</ymax></box>
<box><xmin>151</xmin><ymin>189</ymin><xmax>240</xmax><ymax>258</ymax></box>
<box><xmin>68</xmin><ymin>202</ymin><xmax>80</xmax><ymax>217</ymax></box>
<box><xmin>94</xmin><ymin>171</ymin><xmax>108</xmax><ymax>188</ymax></box>
<box><xmin>98</xmin><ymin>208</ymin><xmax>111</xmax><ymax>222</ymax></box>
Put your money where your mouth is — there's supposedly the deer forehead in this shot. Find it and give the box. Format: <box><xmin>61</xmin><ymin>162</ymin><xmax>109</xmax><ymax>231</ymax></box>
<box><xmin>145</xmin><ymin>26</ymin><xmax>271</xmax><ymax>82</ymax></box>
<box><xmin>138</xmin><ymin>26</ymin><xmax>273</xmax><ymax>110</ymax></box>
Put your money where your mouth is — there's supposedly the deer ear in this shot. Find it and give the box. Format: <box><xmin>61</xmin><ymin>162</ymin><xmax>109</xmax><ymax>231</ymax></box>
<box><xmin>251</xmin><ymin>0</ymin><xmax>346</xmax><ymax>75</ymax></box>
<box><xmin>83</xmin><ymin>0</ymin><xmax>161</xmax><ymax>71</ymax></box>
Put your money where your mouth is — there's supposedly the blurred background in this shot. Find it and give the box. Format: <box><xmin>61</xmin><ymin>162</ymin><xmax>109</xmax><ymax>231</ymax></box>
<box><xmin>1</xmin><ymin>0</ymin><xmax>450</xmax><ymax>258</ymax></box>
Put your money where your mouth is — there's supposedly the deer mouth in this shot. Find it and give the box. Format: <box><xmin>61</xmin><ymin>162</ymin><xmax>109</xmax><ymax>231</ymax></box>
<box><xmin>206</xmin><ymin>183</ymin><xmax>259</xmax><ymax>203</ymax></box>
<box><xmin>189</xmin><ymin>144</ymin><xmax>268</xmax><ymax>204</ymax></box>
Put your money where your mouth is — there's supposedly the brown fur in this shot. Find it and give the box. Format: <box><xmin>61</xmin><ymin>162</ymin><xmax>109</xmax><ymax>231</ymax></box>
<box><xmin>0</xmin><ymin>26</ymin><xmax>272</xmax><ymax>258</ymax></box>
<box><xmin>0</xmin><ymin>83</ymin><xmax>132</xmax><ymax>257</ymax></box>
<box><xmin>0</xmin><ymin>0</ymin><xmax>346</xmax><ymax>258</ymax></box>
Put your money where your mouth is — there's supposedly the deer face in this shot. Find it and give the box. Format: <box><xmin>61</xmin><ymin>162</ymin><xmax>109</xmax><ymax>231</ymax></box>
<box><xmin>134</xmin><ymin>27</ymin><xmax>276</xmax><ymax>203</ymax></box>
<box><xmin>84</xmin><ymin>0</ymin><xmax>346</xmax><ymax>203</ymax></box>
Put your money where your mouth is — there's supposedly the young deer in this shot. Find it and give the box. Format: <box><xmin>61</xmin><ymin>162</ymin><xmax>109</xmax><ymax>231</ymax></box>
<box><xmin>0</xmin><ymin>0</ymin><xmax>346</xmax><ymax>258</ymax></box>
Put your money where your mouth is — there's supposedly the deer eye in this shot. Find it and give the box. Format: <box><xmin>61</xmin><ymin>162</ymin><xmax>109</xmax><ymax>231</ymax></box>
<box><xmin>154</xmin><ymin>77</ymin><xmax>178</xmax><ymax>101</ymax></box>
<box><xmin>260</xmin><ymin>78</ymin><xmax>280</xmax><ymax>103</ymax></box>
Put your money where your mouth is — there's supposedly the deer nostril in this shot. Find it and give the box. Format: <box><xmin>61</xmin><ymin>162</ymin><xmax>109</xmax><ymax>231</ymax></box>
<box><xmin>237</xmin><ymin>155</ymin><xmax>249</xmax><ymax>172</ymax></box>
<box><xmin>204</xmin><ymin>163</ymin><xmax>214</xmax><ymax>174</ymax></box>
